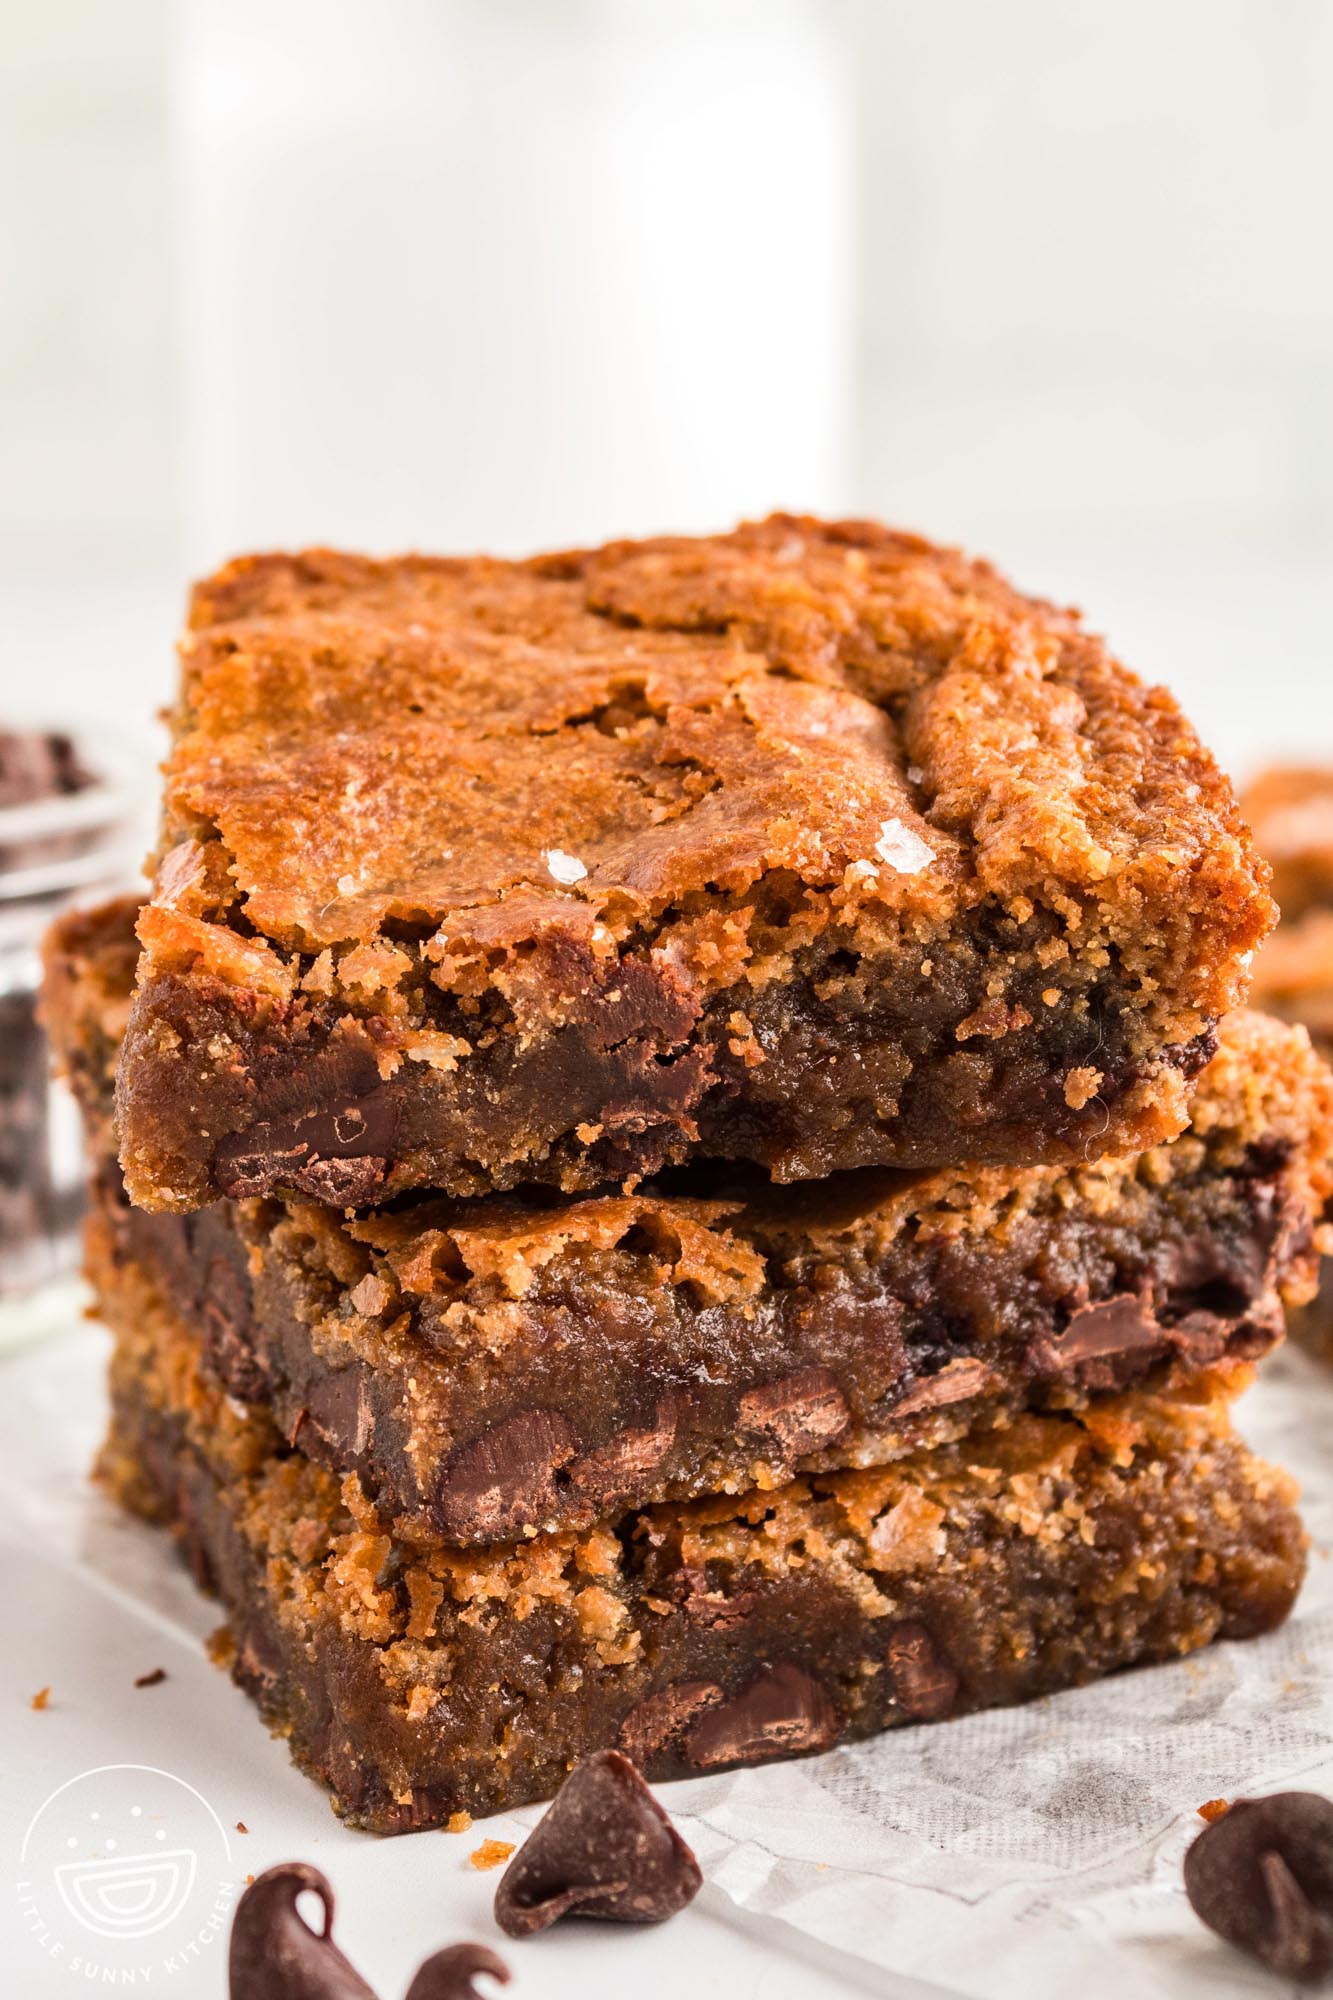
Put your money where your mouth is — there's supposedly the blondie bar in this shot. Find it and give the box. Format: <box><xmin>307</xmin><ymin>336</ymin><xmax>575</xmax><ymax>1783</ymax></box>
<box><xmin>115</xmin><ymin>519</ymin><xmax>1271</xmax><ymax>1211</ymax></box>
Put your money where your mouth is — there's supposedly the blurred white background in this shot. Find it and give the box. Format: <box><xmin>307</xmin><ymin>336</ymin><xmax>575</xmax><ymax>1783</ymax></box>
<box><xmin>1</xmin><ymin>0</ymin><xmax>1329</xmax><ymax>776</ymax></box>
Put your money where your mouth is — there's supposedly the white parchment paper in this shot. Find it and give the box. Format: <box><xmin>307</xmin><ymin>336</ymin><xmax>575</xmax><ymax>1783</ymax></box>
<box><xmin>4</xmin><ymin>1314</ymin><xmax>1330</xmax><ymax>2000</ymax></box>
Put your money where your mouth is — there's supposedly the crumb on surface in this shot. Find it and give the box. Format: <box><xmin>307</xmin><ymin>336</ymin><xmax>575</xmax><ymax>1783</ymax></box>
<box><xmin>207</xmin><ymin>1623</ymin><xmax>236</xmax><ymax>1667</ymax></box>
<box><xmin>134</xmin><ymin>1667</ymin><xmax>167</xmax><ymax>1688</ymax></box>
<box><xmin>30</xmin><ymin>1687</ymin><xmax>50</xmax><ymax>1711</ymax></box>
<box><xmin>236</xmin><ymin>1820</ymin><xmax>248</xmax><ymax>1833</ymax></box>
<box><xmin>469</xmin><ymin>1838</ymin><xmax>516</xmax><ymax>1871</ymax></box>
<box><xmin>1197</xmin><ymin>1798</ymin><xmax>1230</xmax><ymax>1823</ymax></box>
<box><xmin>447</xmin><ymin>1811</ymin><xmax>473</xmax><ymax>1834</ymax></box>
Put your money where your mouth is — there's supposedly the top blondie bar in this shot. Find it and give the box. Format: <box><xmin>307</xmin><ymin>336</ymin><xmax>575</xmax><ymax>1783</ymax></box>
<box><xmin>117</xmin><ymin>516</ymin><xmax>1272</xmax><ymax>1212</ymax></box>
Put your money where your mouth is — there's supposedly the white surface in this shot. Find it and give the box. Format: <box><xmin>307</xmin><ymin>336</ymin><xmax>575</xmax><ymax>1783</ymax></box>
<box><xmin>850</xmin><ymin>2</ymin><xmax>1333</xmax><ymax>553</ymax></box>
<box><xmin>10</xmin><ymin>4</ymin><xmax>1333</xmax><ymax>563</ymax></box>
<box><xmin>175</xmin><ymin>0</ymin><xmax>852</xmax><ymax>565</ymax></box>
<box><xmin>4</xmin><ymin>1310</ymin><xmax>1333</xmax><ymax>1999</ymax></box>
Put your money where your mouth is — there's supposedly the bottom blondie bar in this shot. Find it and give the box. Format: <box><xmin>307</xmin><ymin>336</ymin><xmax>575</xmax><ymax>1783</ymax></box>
<box><xmin>96</xmin><ymin>1245</ymin><xmax>1305</xmax><ymax>1832</ymax></box>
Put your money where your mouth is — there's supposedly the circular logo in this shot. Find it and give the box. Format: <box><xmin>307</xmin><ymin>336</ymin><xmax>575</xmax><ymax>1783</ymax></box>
<box><xmin>16</xmin><ymin>1765</ymin><xmax>235</xmax><ymax>1983</ymax></box>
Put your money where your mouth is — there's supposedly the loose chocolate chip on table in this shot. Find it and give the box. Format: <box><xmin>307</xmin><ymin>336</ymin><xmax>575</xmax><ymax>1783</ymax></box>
<box><xmin>493</xmin><ymin>1748</ymin><xmax>701</xmax><ymax>1937</ymax></box>
<box><xmin>1184</xmin><ymin>1791</ymin><xmax>1333</xmax><ymax>1982</ymax></box>
<box><xmin>0</xmin><ymin>727</ymin><xmax>89</xmax><ymax>807</ymax></box>
<box><xmin>229</xmin><ymin>1863</ymin><xmax>379</xmax><ymax>2000</ymax></box>
<box><xmin>404</xmin><ymin>1944</ymin><xmax>510</xmax><ymax>2000</ymax></box>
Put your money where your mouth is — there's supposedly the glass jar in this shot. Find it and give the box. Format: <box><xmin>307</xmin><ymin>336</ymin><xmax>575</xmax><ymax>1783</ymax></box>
<box><xmin>0</xmin><ymin>731</ymin><xmax>141</xmax><ymax>1347</ymax></box>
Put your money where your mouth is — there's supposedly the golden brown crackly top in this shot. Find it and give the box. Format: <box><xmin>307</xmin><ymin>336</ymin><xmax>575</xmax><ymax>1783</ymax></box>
<box><xmin>161</xmin><ymin>516</ymin><xmax>1267</xmax><ymax>969</ymax></box>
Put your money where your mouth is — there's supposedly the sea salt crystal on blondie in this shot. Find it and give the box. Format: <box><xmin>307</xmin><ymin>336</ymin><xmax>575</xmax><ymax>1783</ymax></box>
<box><xmin>875</xmin><ymin>818</ymin><xmax>935</xmax><ymax>875</ymax></box>
<box><xmin>545</xmin><ymin>849</ymin><xmax>588</xmax><ymax>885</ymax></box>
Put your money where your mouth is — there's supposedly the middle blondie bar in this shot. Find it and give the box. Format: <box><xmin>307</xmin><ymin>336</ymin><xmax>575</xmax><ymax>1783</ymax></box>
<box><xmin>50</xmin><ymin>899</ymin><xmax>1333</xmax><ymax>1544</ymax></box>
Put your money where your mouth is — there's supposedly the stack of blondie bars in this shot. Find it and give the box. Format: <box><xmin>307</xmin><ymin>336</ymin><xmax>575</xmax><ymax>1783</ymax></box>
<box><xmin>43</xmin><ymin>518</ymin><xmax>1333</xmax><ymax>1829</ymax></box>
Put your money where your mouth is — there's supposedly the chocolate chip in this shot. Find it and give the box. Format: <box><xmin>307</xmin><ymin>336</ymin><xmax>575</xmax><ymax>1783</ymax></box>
<box><xmin>493</xmin><ymin>1749</ymin><xmax>701</xmax><ymax>1937</ymax></box>
<box><xmin>1184</xmin><ymin>1792</ymin><xmax>1333</xmax><ymax>1982</ymax></box>
<box><xmin>228</xmin><ymin>1862</ymin><xmax>379</xmax><ymax>2000</ymax></box>
<box><xmin>891</xmin><ymin>1357</ymin><xmax>997</xmax><ymax>1417</ymax></box>
<box><xmin>673</xmin><ymin>1563</ymin><xmax>758</xmax><ymax>1630</ymax></box>
<box><xmin>434</xmin><ymin>1409</ymin><xmax>577</xmax><ymax>1539</ymax></box>
<box><xmin>216</xmin><ymin>1091</ymin><xmax>399</xmax><ymax>1204</ymax></box>
<box><xmin>201</xmin><ymin>1252</ymin><xmax>271</xmax><ymax>1404</ymax></box>
<box><xmin>738</xmin><ymin>1368</ymin><xmax>850</xmax><ymax>1462</ymax></box>
<box><xmin>0</xmin><ymin>728</ymin><xmax>89</xmax><ymax>809</ymax></box>
<box><xmin>618</xmin><ymin>1681</ymin><xmax>724</xmax><ymax>1766</ymax></box>
<box><xmin>1168</xmin><ymin>1295</ymin><xmax>1286</xmax><ymax>1367</ymax></box>
<box><xmin>1026</xmin><ymin>1293</ymin><xmax>1167</xmax><ymax>1390</ymax></box>
<box><xmin>291</xmin><ymin>1155</ymin><xmax>388</xmax><ymax>1206</ymax></box>
<box><xmin>233</xmin><ymin>1618</ymin><xmax>286</xmax><ymax>1703</ymax></box>
<box><xmin>1160</xmin><ymin>1023</ymin><xmax>1220</xmax><ymax>1084</ymax></box>
<box><xmin>1045</xmin><ymin>1295</ymin><xmax>1163</xmax><ymax>1365</ymax></box>
<box><xmin>133</xmin><ymin>1667</ymin><xmax>167</xmax><ymax>1688</ymax></box>
<box><xmin>404</xmin><ymin>1944</ymin><xmax>510</xmax><ymax>2000</ymax></box>
<box><xmin>885</xmin><ymin>1620</ymin><xmax>958</xmax><ymax>1721</ymax></box>
<box><xmin>302</xmin><ymin>1369</ymin><xmax>374</xmax><ymax>1460</ymax></box>
<box><xmin>567</xmin><ymin>1403</ymin><xmax>679</xmax><ymax>1509</ymax></box>
<box><xmin>683</xmin><ymin>1662</ymin><xmax>839</xmax><ymax>1770</ymax></box>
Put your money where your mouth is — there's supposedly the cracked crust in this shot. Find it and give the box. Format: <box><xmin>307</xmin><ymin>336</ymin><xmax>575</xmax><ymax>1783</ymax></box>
<box><xmin>97</xmin><ymin>1271</ymin><xmax>1305</xmax><ymax>1829</ymax></box>
<box><xmin>115</xmin><ymin>517</ymin><xmax>1272</xmax><ymax>1210</ymax></box>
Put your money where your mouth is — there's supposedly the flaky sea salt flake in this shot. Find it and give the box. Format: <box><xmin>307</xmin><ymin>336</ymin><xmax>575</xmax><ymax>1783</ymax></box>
<box><xmin>545</xmin><ymin>848</ymin><xmax>587</xmax><ymax>886</ymax></box>
<box><xmin>874</xmin><ymin>818</ymin><xmax>935</xmax><ymax>875</ymax></box>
